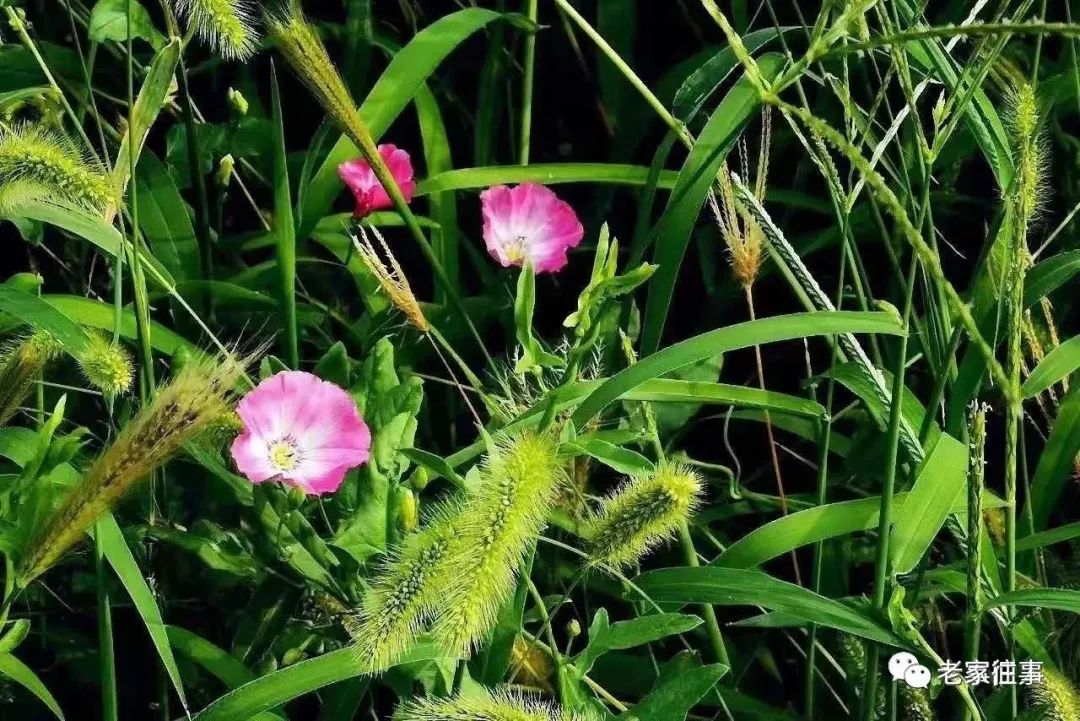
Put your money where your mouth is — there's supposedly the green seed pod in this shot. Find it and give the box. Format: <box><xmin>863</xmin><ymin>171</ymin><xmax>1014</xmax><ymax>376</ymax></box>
<box><xmin>398</xmin><ymin>489</ymin><xmax>418</xmax><ymax>532</ymax></box>
<box><xmin>226</xmin><ymin>88</ymin><xmax>248</xmax><ymax>117</ymax></box>
<box><xmin>216</xmin><ymin>153</ymin><xmax>235</xmax><ymax>189</ymax></box>
<box><xmin>583</xmin><ymin>463</ymin><xmax>703</xmax><ymax>571</ymax></box>
<box><xmin>78</xmin><ymin>334</ymin><xmax>134</xmax><ymax>397</ymax></box>
<box><xmin>430</xmin><ymin>431</ymin><xmax>564</xmax><ymax>658</ymax></box>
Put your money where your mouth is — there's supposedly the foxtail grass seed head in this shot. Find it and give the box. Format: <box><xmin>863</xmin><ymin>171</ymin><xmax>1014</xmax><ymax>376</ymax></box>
<box><xmin>17</xmin><ymin>352</ymin><xmax>250</xmax><ymax>586</ymax></box>
<box><xmin>393</xmin><ymin>687</ymin><xmax>591</xmax><ymax>721</ymax></box>
<box><xmin>267</xmin><ymin>8</ymin><xmax>373</xmax><ymax>152</ymax></box>
<box><xmin>431</xmin><ymin>431</ymin><xmax>563</xmax><ymax>658</ymax></box>
<box><xmin>172</xmin><ymin>0</ymin><xmax>258</xmax><ymax>61</ymax></box>
<box><xmin>348</xmin><ymin>505</ymin><xmax>457</xmax><ymax>670</ymax></box>
<box><xmin>1029</xmin><ymin>667</ymin><xmax>1080</xmax><ymax>721</ymax></box>
<box><xmin>78</xmin><ymin>334</ymin><xmax>134</xmax><ymax>397</ymax></box>
<box><xmin>352</xmin><ymin>225</ymin><xmax>430</xmax><ymax>332</ymax></box>
<box><xmin>709</xmin><ymin>109</ymin><xmax>772</xmax><ymax>289</ymax></box>
<box><xmin>0</xmin><ymin>331</ymin><xmax>62</xmax><ymax>427</ymax></box>
<box><xmin>0</xmin><ymin>124</ymin><xmax>113</xmax><ymax>213</ymax></box>
<box><xmin>1007</xmin><ymin>82</ymin><xmax>1047</xmax><ymax>228</ymax></box>
<box><xmin>584</xmin><ymin>463</ymin><xmax>703</xmax><ymax>571</ymax></box>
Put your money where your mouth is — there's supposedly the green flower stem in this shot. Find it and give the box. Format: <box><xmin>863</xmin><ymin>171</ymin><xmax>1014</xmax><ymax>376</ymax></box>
<box><xmin>678</xmin><ymin>521</ymin><xmax>730</xmax><ymax>668</ymax></box>
<box><xmin>861</xmin><ymin>252</ymin><xmax>918</xmax><ymax>721</ymax></box>
<box><xmin>519</xmin><ymin>0</ymin><xmax>538</xmax><ymax>165</ymax></box>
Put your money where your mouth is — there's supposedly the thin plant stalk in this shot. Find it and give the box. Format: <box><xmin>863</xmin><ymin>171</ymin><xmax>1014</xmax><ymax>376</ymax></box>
<box><xmin>677</xmin><ymin>521</ymin><xmax>730</xmax><ymax>667</ymax></box>
<box><xmin>94</xmin><ymin>520</ymin><xmax>118</xmax><ymax>721</ymax></box>
<box><xmin>861</xmin><ymin>252</ymin><xmax>918</xmax><ymax>721</ymax></box>
<box><xmin>519</xmin><ymin>0</ymin><xmax>538</xmax><ymax>165</ymax></box>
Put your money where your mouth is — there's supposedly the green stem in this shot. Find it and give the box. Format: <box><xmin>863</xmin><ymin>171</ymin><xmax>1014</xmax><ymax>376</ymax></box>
<box><xmin>94</xmin><ymin>523</ymin><xmax>118</xmax><ymax>721</ymax></box>
<box><xmin>678</xmin><ymin>521</ymin><xmax>730</xmax><ymax>668</ymax></box>
<box><xmin>963</xmin><ymin>404</ymin><xmax>986</xmax><ymax>721</ymax></box>
<box><xmin>519</xmin><ymin>0</ymin><xmax>538</xmax><ymax>165</ymax></box>
<box><xmin>861</xmin><ymin>252</ymin><xmax>918</xmax><ymax>721</ymax></box>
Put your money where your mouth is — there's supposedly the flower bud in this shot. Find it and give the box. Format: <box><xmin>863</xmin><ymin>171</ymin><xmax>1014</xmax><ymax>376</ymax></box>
<box><xmin>227</xmin><ymin>87</ymin><xmax>249</xmax><ymax>117</ymax></box>
<box><xmin>398</xmin><ymin>488</ymin><xmax>418</xmax><ymax>532</ymax></box>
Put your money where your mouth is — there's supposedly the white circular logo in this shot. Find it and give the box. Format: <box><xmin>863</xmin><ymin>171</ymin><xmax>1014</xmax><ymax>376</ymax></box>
<box><xmin>888</xmin><ymin>651</ymin><xmax>918</xmax><ymax>681</ymax></box>
<box><xmin>904</xmin><ymin>664</ymin><xmax>932</xmax><ymax>689</ymax></box>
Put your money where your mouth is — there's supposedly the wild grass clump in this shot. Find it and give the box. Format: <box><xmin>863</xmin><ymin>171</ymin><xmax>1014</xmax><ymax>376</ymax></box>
<box><xmin>0</xmin><ymin>124</ymin><xmax>112</xmax><ymax>213</ymax></box>
<box><xmin>430</xmin><ymin>430</ymin><xmax>563</xmax><ymax>658</ymax></box>
<box><xmin>583</xmin><ymin>463</ymin><xmax>702</xmax><ymax>570</ymax></box>
<box><xmin>16</xmin><ymin>352</ymin><xmax>249</xmax><ymax>586</ymax></box>
<box><xmin>0</xmin><ymin>332</ymin><xmax>62</xmax><ymax>427</ymax></box>
<box><xmin>393</xmin><ymin>687</ymin><xmax>592</xmax><ymax>721</ymax></box>
<box><xmin>171</xmin><ymin>0</ymin><xmax>258</xmax><ymax>61</ymax></box>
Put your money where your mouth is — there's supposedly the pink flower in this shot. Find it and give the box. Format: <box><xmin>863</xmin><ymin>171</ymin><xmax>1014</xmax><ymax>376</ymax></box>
<box><xmin>230</xmin><ymin>371</ymin><xmax>371</xmax><ymax>496</ymax></box>
<box><xmin>480</xmin><ymin>183</ymin><xmax>584</xmax><ymax>273</ymax></box>
<box><xmin>337</xmin><ymin>144</ymin><xmax>416</xmax><ymax>218</ymax></box>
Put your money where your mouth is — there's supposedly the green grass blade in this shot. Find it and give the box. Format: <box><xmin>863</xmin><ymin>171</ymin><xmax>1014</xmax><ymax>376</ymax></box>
<box><xmin>633</xmin><ymin>567</ymin><xmax>908</xmax><ymax>647</ymax></box>
<box><xmin>640</xmin><ymin>54</ymin><xmax>782</xmax><ymax>354</ymax></box>
<box><xmin>270</xmin><ymin>64</ymin><xmax>298</xmax><ymax>369</ymax></box>
<box><xmin>1022</xmin><ymin>334</ymin><xmax>1080</xmax><ymax>398</ymax></box>
<box><xmin>96</xmin><ymin>512</ymin><xmax>188</xmax><ymax>714</ymax></box>
<box><xmin>572</xmin><ymin>310</ymin><xmax>905</xmax><ymax>428</ymax></box>
<box><xmin>0</xmin><ymin>653</ymin><xmax>64</xmax><ymax>720</ymax></box>
<box><xmin>416</xmin><ymin>163</ymin><xmax>680</xmax><ymax>195</ymax></box>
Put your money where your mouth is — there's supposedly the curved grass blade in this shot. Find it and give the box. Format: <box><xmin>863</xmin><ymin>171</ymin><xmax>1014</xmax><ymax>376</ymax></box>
<box><xmin>0</xmin><ymin>653</ymin><xmax>64</xmax><ymax>720</ymax></box>
<box><xmin>633</xmin><ymin>567</ymin><xmax>908</xmax><ymax>647</ymax></box>
<box><xmin>416</xmin><ymin>164</ymin><xmax>679</xmax><ymax>195</ymax></box>
<box><xmin>96</xmin><ymin>512</ymin><xmax>188</xmax><ymax>714</ymax></box>
<box><xmin>640</xmin><ymin>54</ymin><xmax>782</xmax><ymax>354</ymax></box>
<box><xmin>1021</xmin><ymin>334</ymin><xmax>1080</xmax><ymax>399</ymax></box>
<box><xmin>573</xmin><ymin>310</ymin><xmax>904</xmax><ymax>428</ymax></box>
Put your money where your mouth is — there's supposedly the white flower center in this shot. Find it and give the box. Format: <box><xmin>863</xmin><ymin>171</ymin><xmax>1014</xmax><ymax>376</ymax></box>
<box><xmin>268</xmin><ymin>437</ymin><xmax>301</xmax><ymax>472</ymax></box>
<box><xmin>505</xmin><ymin>235</ymin><xmax>528</xmax><ymax>263</ymax></box>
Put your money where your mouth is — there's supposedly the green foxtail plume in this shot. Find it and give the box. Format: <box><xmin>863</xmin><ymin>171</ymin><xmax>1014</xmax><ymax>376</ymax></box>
<box><xmin>348</xmin><ymin>502</ymin><xmax>458</xmax><ymax>670</ymax></box>
<box><xmin>430</xmin><ymin>431</ymin><xmax>563</xmax><ymax>658</ymax></box>
<box><xmin>78</xmin><ymin>333</ymin><xmax>134</xmax><ymax>397</ymax></box>
<box><xmin>17</xmin><ymin>351</ymin><xmax>249</xmax><ymax>585</ymax></box>
<box><xmin>1029</xmin><ymin>667</ymin><xmax>1080</xmax><ymax>721</ymax></box>
<box><xmin>583</xmin><ymin>462</ymin><xmax>703</xmax><ymax>570</ymax></box>
<box><xmin>172</xmin><ymin>0</ymin><xmax>258</xmax><ymax>60</ymax></box>
<box><xmin>0</xmin><ymin>124</ymin><xmax>112</xmax><ymax>213</ymax></box>
<box><xmin>1007</xmin><ymin>81</ymin><xmax>1047</xmax><ymax>228</ymax></box>
<box><xmin>0</xmin><ymin>332</ymin><xmax>62</xmax><ymax>427</ymax></box>
<box><xmin>393</xmin><ymin>687</ymin><xmax>595</xmax><ymax>721</ymax></box>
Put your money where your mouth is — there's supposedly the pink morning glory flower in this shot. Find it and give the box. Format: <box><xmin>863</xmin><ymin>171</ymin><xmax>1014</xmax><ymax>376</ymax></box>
<box><xmin>337</xmin><ymin>144</ymin><xmax>416</xmax><ymax>218</ymax></box>
<box><xmin>230</xmin><ymin>371</ymin><xmax>371</xmax><ymax>496</ymax></box>
<box><xmin>480</xmin><ymin>183</ymin><xmax>585</xmax><ymax>273</ymax></box>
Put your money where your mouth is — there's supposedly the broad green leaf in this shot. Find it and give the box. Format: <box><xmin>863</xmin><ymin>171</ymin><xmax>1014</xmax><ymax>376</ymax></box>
<box><xmin>627</xmin><ymin>378</ymin><xmax>825</xmax><ymax>419</ymax></box>
<box><xmin>1022</xmin><ymin>334</ymin><xmax>1080</xmax><ymax>399</ymax></box>
<box><xmin>640</xmin><ymin>54</ymin><xmax>782</xmax><ymax>353</ymax></box>
<box><xmin>136</xmin><ymin>152</ymin><xmax>199</xmax><ymax>281</ymax></box>
<box><xmin>890</xmin><ymin>434</ymin><xmax>968</xmax><ymax>574</ymax></box>
<box><xmin>416</xmin><ymin>164</ymin><xmax>679</xmax><ymax>195</ymax></box>
<box><xmin>111</xmin><ymin>38</ymin><xmax>180</xmax><ymax>199</ymax></box>
<box><xmin>573</xmin><ymin>311</ymin><xmax>905</xmax><ymax>427</ymax></box>
<box><xmin>0</xmin><ymin>653</ymin><xmax>64</xmax><ymax>720</ymax></box>
<box><xmin>192</xmin><ymin>645</ymin><xmax>439</xmax><ymax>721</ymax></box>
<box><xmin>43</xmin><ymin>295</ymin><xmax>196</xmax><ymax>357</ymax></box>
<box><xmin>167</xmin><ymin>626</ymin><xmax>286</xmax><ymax>721</ymax></box>
<box><xmin>299</xmin><ymin>9</ymin><xmax>524</xmax><ymax>238</ymax></box>
<box><xmin>716</xmin><ymin>490</ymin><xmax>1005</xmax><ymax>570</ymax></box>
<box><xmin>634</xmin><ymin>567</ymin><xmax>908</xmax><ymax>647</ymax></box>
<box><xmin>576</xmin><ymin>608</ymin><xmax>701</xmax><ymax>674</ymax></box>
<box><xmin>0</xmin><ymin>285</ymin><xmax>91</xmax><ymax>356</ymax></box>
<box><xmin>562</xmin><ymin>437</ymin><xmax>654</xmax><ymax>476</ymax></box>
<box><xmin>986</xmin><ymin>588</ymin><xmax>1080</xmax><ymax>615</ymax></box>
<box><xmin>88</xmin><ymin>0</ymin><xmax>165</xmax><ymax>49</ymax></box>
<box><xmin>616</xmin><ymin>651</ymin><xmax>726</xmax><ymax>721</ymax></box>
<box><xmin>1024</xmin><ymin>250</ymin><xmax>1080</xmax><ymax>306</ymax></box>
<box><xmin>96</xmin><ymin>513</ymin><xmax>188</xmax><ymax>713</ymax></box>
